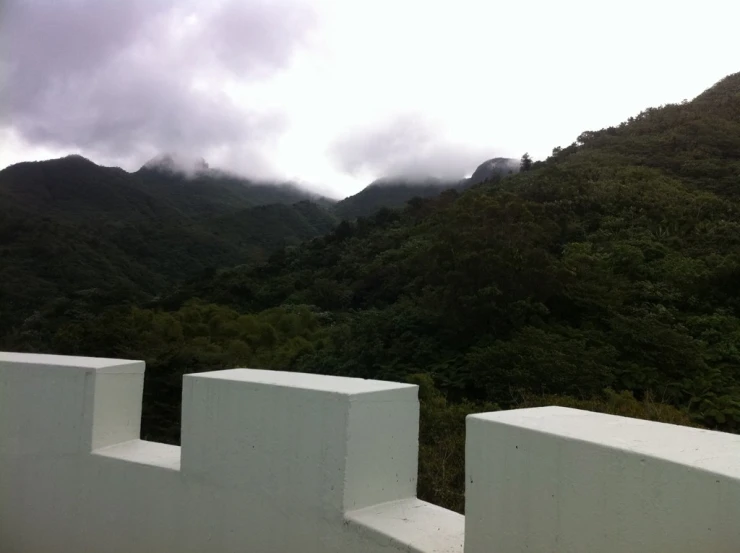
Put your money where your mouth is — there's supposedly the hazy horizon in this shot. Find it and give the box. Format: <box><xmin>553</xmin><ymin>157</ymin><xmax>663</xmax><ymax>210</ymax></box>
<box><xmin>1</xmin><ymin>0</ymin><xmax>738</xmax><ymax>196</ymax></box>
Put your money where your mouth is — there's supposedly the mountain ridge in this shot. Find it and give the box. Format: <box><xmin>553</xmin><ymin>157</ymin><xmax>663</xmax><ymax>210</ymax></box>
<box><xmin>154</xmin><ymin>70</ymin><xmax>740</xmax><ymax>434</ymax></box>
<box><xmin>0</xmin><ymin>156</ymin><xmax>339</xmax><ymax>333</ymax></box>
<box><xmin>1</xmin><ymin>152</ymin><xmax>522</xmax><ymax>223</ymax></box>
<box><xmin>333</xmin><ymin>157</ymin><xmax>520</xmax><ymax>219</ymax></box>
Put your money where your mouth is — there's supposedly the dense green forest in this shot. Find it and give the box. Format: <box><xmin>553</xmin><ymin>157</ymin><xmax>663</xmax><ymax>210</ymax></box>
<box><xmin>0</xmin><ymin>156</ymin><xmax>338</xmax><ymax>335</ymax></box>
<box><xmin>2</xmin><ymin>72</ymin><xmax>740</xmax><ymax>513</ymax></box>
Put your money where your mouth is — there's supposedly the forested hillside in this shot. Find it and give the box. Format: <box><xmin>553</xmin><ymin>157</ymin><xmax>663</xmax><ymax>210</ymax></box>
<box><xmin>333</xmin><ymin>176</ymin><xmax>463</xmax><ymax>220</ymax></box>
<box><xmin>150</xmin><ymin>72</ymin><xmax>740</xmax><ymax>435</ymax></box>
<box><xmin>0</xmin><ymin>155</ymin><xmax>338</xmax><ymax>334</ymax></box>
<box><xmin>2</xmin><ymin>72</ymin><xmax>740</xmax><ymax>513</ymax></box>
<box><xmin>333</xmin><ymin>157</ymin><xmax>519</xmax><ymax>220</ymax></box>
<box><xmin>133</xmin><ymin>163</ymin><xmax>325</xmax><ymax>218</ymax></box>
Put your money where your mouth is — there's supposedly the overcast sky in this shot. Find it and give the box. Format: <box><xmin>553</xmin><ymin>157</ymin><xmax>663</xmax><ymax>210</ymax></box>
<box><xmin>1</xmin><ymin>0</ymin><xmax>738</xmax><ymax>197</ymax></box>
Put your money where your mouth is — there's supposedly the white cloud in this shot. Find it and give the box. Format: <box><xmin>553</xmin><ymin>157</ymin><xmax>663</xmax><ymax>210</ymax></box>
<box><xmin>1</xmin><ymin>0</ymin><xmax>738</xmax><ymax>197</ymax></box>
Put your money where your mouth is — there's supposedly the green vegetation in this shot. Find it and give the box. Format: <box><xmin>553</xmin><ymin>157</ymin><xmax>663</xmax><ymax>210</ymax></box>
<box><xmin>0</xmin><ymin>156</ymin><xmax>338</xmax><ymax>335</ymax></box>
<box><xmin>334</xmin><ymin>177</ymin><xmax>464</xmax><ymax>219</ymax></box>
<box><xmin>3</xmin><ymin>73</ymin><xmax>740</xmax><ymax>513</ymax></box>
<box><xmin>333</xmin><ymin>157</ymin><xmax>520</xmax><ymax>220</ymax></box>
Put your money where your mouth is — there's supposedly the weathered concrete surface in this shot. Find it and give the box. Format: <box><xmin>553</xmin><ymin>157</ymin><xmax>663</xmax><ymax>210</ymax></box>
<box><xmin>466</xmin><ymin>406</ymin><xmax>740</xmax><ymax>553</ymax></box>
<box><xmin>0</xmin><ymin>352</ymin><xmax>462</xmax><ymax>553</ymax></box>
<box><xmin>3</xmin><ymin>352</ymin><xmax>739</xmax><ymax>553</ymax></box>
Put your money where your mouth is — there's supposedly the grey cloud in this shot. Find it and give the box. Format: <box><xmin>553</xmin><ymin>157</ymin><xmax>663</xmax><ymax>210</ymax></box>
<box><xmin>2</xmin><ymin>0</ymin><xmax>173</xmax><ymax>116</ymax></box>
<box><xmin>330</xmin><ymin>114</ymin><xmax>496</xmax><ymax>181</ymax></box>
<box><xmin>204</xmin><ymin>1</ymin><xmax>318</xmax><ymax>78</ymax></box>
<box><xmin>0</xmin><ymin>0</ymin><xmax>315</xmax><ymax>178</ymax></box>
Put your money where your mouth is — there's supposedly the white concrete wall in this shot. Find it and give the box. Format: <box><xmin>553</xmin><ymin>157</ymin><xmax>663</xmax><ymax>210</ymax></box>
<box><xmin>1</xmin><ymin>352</ymin><xmax>739</xmax><ymax>553</ymax></box>
<box><xmin>466</xmin><ymin>406</ymin><xmax>740</xmax><ymax>553</ymax></box>
<box><xmin>0</xmin><ymin>352</ymin><xmax>462</xmax><ymax>553</ymax></box>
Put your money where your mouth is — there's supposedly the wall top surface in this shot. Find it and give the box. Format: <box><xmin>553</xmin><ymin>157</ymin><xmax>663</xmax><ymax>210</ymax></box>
<box><xmin>0</xmin><ymin>351</ymin><xmax>144</xmax><ymax>373</ymax></box>
<box><xmin>472</xmin><ymin>406</ymin><xmax>740</xmax><ymax>478</ymax></box>
<box><xmin>189</xmin><ymin>368</ymin><xmax>417</xmax><ymax>396</ymax></box>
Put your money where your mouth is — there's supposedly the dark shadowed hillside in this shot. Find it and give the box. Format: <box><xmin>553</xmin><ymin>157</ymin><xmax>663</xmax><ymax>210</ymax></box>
<box><xmin>0</xmin><ymin>154</ymin><xmax>329</xmax><ymax>222</ymax></box>
<box><xmin>0</xmin><ymin>156</ymin><xmax>338</xmax><ymax>334</ymax></box>
<box><xmin>210</xmin><ymin>201</ymin><xmax>339</xmax><ymax>259</ymax></box>
<box><xmin>133</xmin><ymin>164</ymin><xmax>326</xmax><ymax>219</ymax></box>
<box><xmin>333</xmin><ymin>176</ymin><xmax>463</xmax><ymax>219</ymax></box>
<box><xmin>0</xmin><ymin>155</ymin><xmax>176</xmax><ymax>223</ymax></box>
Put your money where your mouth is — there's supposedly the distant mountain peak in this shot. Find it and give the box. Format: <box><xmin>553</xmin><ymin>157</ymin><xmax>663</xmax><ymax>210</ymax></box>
<box><xmin>468</xmin><ymin>157</ymin><xmax>519</xmax><ymax>185</ymax></box>
<box><xmin>49</xmin><ymin>154</ymin><xmax>98</xmax><ymax>168</ymax></box>
<box><xmin>62</xmin><ymin>154</ymin><xmax>90</xmax><ymax>162</ymax></box>
<box><xmin>142</xmin><ymin>153</ymin><xmax>209</xmax><ymax>175</ymax></box>
<box><xmin>369</xmin><ymin>175</ymin><xmax>445</xmax><ymax>188</ymax></box>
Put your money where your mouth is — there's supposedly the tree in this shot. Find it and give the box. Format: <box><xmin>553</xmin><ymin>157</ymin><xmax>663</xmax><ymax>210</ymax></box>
<box><xmin>520</xmin><ymin>152</ymin><xmax>533</xmax><ymax>172</ymax></box>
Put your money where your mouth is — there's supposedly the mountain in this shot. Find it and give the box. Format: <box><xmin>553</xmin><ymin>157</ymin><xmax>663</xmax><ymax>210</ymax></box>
<box><xmin>333</xmin><ymin>158</ymin><xmax>519</xmax><ymax>220</ymax></box>
<box><xmin>0</xmin><ymin>154</ymin><xmax>327</xmax><ymax>221</ymax></box>
<box><xmin>0</xmin><ymin>155</ymin><xmax>338</xmax><ymax>333</ymax></box>
<box><xmin>334</xmin><ymin>176</ymin><xmax>462</xmax><ymax>219</ymax></box>
<box><xmin>0</xmin><ymin>155</ymin><xmax>175</xmax><ymax>223</ymax></box>
<box><xmin>142</xmin><ymin>152</ymin><xmax>211</xmax><ymax>174</ymax></box>
<box><xmin>156</xmin><ymin>72</ymin><xmax>740</xmax><ymax>435</ymax></box>
<box><xmin>135</xmin><ymin>154</ymin><xmax>333</xmax><ymax>218</ymax></box>
<box><xmin>134</xmin><ymin>166</ymin><xmax>325</xmax><ymax>219</ymax></box>
<box><xmin>467</xmin><ymin>157</ymin><xmax>520</xmax><ymax>185</ymax></box>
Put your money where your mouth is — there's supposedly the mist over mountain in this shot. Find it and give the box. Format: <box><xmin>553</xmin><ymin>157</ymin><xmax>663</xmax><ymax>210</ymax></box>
<box><xmin>334</xmin><ymin>176</ymin><xmax>462</xmax><ymax>220</ymax></box>
<box><xmin>142</xmin><ymin>153</ymin><xmax>211</xmax><ymax>176</ymax></box>
<box><xmin>1</xmin><ymin>150</ymin><xmax>522</xmax><ymax>223</ymax></box>
<box><xmin>0</xmin><ymin>154</ymin><xmax>339</xmax><ymax>332</ymax></box>
<box><xmin>333</xmin><ymin>157</ymin><xmax>520</xmax><ymax>220</ymax></box>
<box><xmin>467</xmin><ymin>157</ymin><xmax>520</xmax><ymax>185</ymax></box>
<box><xmin>0</xmin><ymin>149</ymin><xmax>523</xmax><ymax>332</ymax></box>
